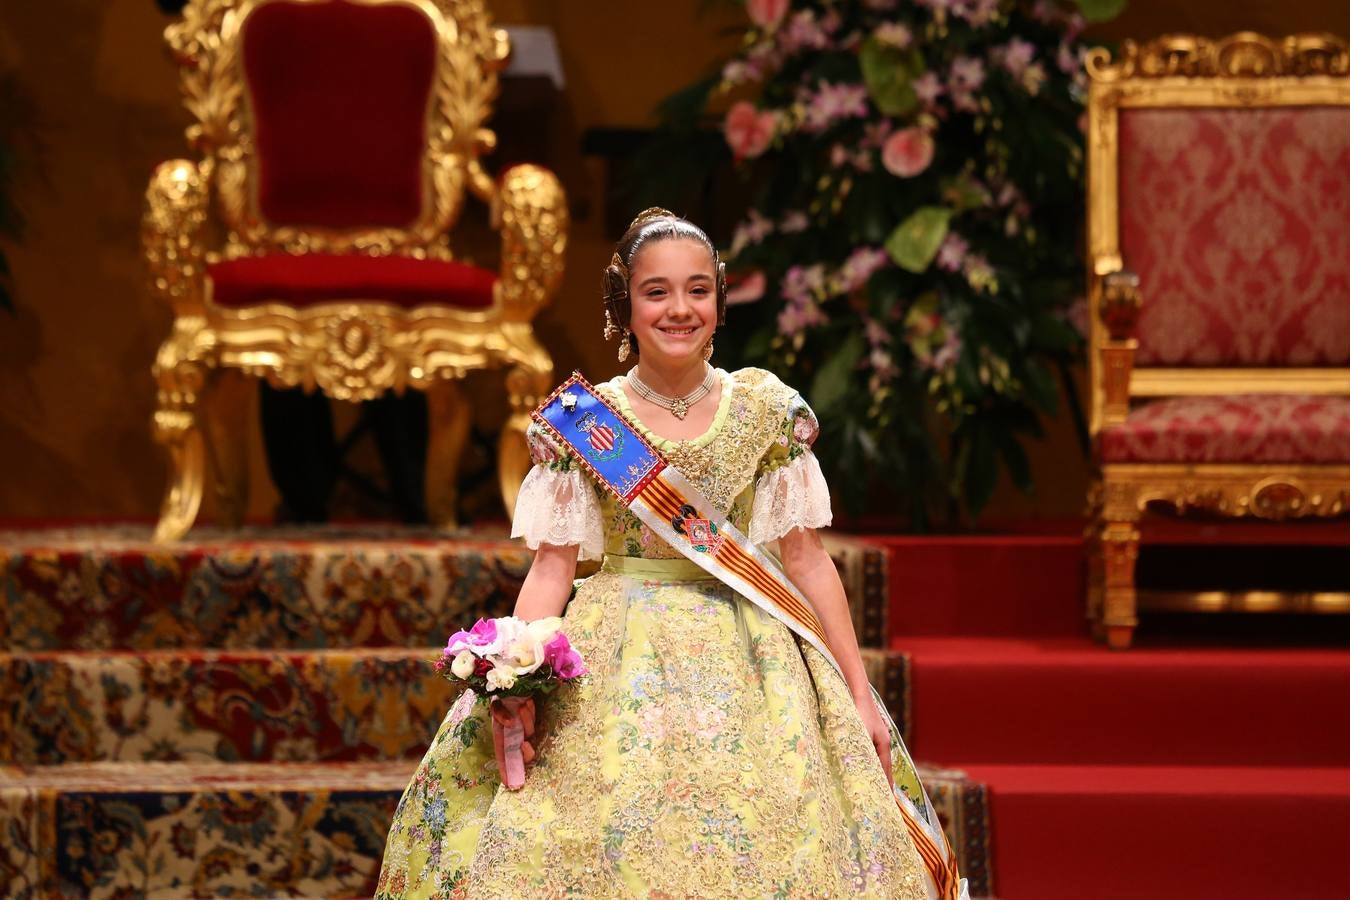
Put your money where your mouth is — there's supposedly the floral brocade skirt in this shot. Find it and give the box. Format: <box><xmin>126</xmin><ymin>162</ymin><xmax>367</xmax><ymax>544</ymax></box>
<box><xmin>376</xmin><ymin>556</ymin><xmax>928</xmax><ymax>899</ymax></box>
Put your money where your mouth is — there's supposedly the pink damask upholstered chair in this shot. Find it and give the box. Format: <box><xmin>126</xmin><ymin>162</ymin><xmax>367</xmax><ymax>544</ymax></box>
<box><xmin>1084</xmin><ymin>33</ymin><xmax>1350</xmax><ymax>648</ymax></box>
<box><xmin>144</xmin><ymin>0</ymin><xmax>567</xmax><ymax>542</ymax></box>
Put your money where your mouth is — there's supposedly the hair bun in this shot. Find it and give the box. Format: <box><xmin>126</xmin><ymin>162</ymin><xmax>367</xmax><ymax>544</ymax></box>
<box><xmin>629</xmin><ymin>207</ymin><xmax>676</xmax><ymax>229</ymax></box>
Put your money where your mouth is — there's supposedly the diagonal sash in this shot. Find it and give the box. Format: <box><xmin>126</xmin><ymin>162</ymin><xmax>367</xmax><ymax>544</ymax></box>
<box><xmin>533</xmin><ymin>372</ymin><xmax>967</xmax><ymax>900</ymax></box>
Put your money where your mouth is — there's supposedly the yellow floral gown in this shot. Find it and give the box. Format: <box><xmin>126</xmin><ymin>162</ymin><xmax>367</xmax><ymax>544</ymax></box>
<box><xmin>377</xmin><ymin>368</ymin><xmax>929</xmax><ymax>899</ymax></box>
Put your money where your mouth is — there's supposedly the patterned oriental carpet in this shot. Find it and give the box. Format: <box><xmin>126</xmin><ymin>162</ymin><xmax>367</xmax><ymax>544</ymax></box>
<box><xmin>0</xmin><ymin>525</ymin><xmax>992</xmax><ymax>898</ymax></box>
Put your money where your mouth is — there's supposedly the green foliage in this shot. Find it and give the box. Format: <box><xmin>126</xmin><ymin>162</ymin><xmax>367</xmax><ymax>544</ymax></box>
<box><xmin>649</xmin><ymin>0</ymin><xmax>1119</xmax><ymax>528</ymax></box>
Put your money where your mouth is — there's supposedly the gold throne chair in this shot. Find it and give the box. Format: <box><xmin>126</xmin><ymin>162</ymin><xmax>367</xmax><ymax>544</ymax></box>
<box><xmin>1084</xmin><ymin>33</ymin><xmax>1350</xmax><ymax>648</ymax></box>
<box><xmin>144</xmin><ymin>0</ymin><xmax>567</xmax><ymax>542</ymax></box>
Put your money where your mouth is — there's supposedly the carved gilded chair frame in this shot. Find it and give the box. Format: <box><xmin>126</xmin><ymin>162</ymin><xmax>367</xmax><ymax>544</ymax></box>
<box><xmin>145</xmin><ymin>0</ymin><xmax>568</xmax><ymax>542</ymax></box>
<box><xmin>1084</xmin><ymin>33</ymin><xmax>1350</xmax><ymax>647</ymax></box>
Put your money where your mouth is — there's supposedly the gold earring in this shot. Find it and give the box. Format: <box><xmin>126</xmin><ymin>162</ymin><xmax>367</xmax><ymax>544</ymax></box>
<box><xmin>702</xmin><ymin>336</ymin><xmax>714</xmax><ymax>361</ymax></box>
<box><xmin>617</xmin><ymin>330</ymin><xmax>632</xmax><ymax>363</ymax></box>
<box><xmin>603</xmin><ymin>309</ymin><xmax>618</xmax><ymax>342</ymax></box>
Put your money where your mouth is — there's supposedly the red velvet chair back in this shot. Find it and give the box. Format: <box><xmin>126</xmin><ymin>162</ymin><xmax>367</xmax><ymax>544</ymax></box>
<box><xmin>241</xmin><ymin>0</ymin><xmax>437</xmax><ymax>230</ymax></box>
<box><xmin>1119</xmin><ymin>106</ymin><xmax>1350</xmax><ymax>367</ymax></box>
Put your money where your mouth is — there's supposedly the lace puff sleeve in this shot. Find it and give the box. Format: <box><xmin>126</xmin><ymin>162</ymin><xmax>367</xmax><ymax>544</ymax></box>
<box><xmin>509</xmin><ymin>422</ymin><xmax>605</xmax><ymax>560</ymax></box>
<box><xmin>750</xmin><ymin>392</ymin><xmax>832</xmax><ymax>545</ymax></box>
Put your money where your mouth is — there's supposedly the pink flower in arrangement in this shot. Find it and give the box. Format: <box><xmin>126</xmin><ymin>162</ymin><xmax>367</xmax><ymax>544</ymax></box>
<box><xmin>724</xmin><ymin>101</ymin><xmax>778</xmax><ymax>160</ymax></box>
<box><xmin>936</xmin><ymin>232</ymin><xmax>969</xmax><ymax>272</ymax></box>
<box><xmin>1000</xmin><ymin>38</ymin><xmax>1037</xmax><ymax>78</ymax></box>
<box><xmin>881</xmin><ymin>127</ymin><xmax>935</xmax><ymax>178</ymax></box>
<box><xmin>730</xmin><ymin>209</ymin><xmax>775</xmax><ymax>256</ymax></box>
<box><xmin>445</xmin><ymin>617</ymin><xmax>500</xmax><ymax>655</ymax></box>
<box><xmin>780</xmin><ymin>210</ymin><xmax>810</xmax><ymax>232</ymax></box>
<box><xmin>781</xmin><ymin>263</ymin><xmax>826</xmax><ymax>306</ymax></box>
<box><xmin>746</xmin><ymin>0</ymin><xmax>789</xmax><ymax>29</ymax></box>
<box><xmin>542</xmin><ymin>632</ymin><xmax>588</xmax><ymax>679</ymax></box>
<box><xmin>726</xmin><ymin>270</ymin><xmax>767</xmax><ymax>305</ymax></box>
<box><xmin>932</xmin><ymin>327</ymin><xmax>963</xmax><ymax>372</ymax></box>
<box><xmin>802</xmin><ymin>82</ymin><xmax>870</xmax><ymax>133</ymax></box>
<box><xmin>777</xmin><ymin>291</ymin><xmax>829</xmax><ymax>337</ymax></box>
<box><xmin>962</xmin><ymin>0</ymin><xmax>1001</xmax><ymax>28</ymax></box>
<box><xmin>912</xmin><ymin>72</ymin><xmax>944</xmax><ymax>109</ymax></box>
<box><xmin>836</xmin><ymin>246</ymin><xmax>890</xmax><ymax>293</ymax></box>
<box><xmin>781</xmin><ymin>10</ymin><xmax>832</xmax><ymax>53</ymax></box>
<box><xmin>949</xmin><ymin>56</ymin><xmax>986</xmax><ymax>112</ymax></box>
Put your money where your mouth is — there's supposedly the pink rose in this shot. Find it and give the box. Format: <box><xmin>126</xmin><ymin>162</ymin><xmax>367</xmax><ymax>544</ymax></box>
<box><xmin>726</xmin><ymin>270</ymin><xmax>767</xmax><ymax>305</ymax></box>
<box><xmin>747</xmin><ymin>0</ymin><xmax>789</xmax><ymax>29</ymax></box>
<box><xmin>724</xmin><ymin>101</ymin><xmax>777</xmax><ymax>160</ymax></box>
<box><xmin>881</xmin><ymin>127</ymin><xmax>935</xmax><ymax>178</ymax></box>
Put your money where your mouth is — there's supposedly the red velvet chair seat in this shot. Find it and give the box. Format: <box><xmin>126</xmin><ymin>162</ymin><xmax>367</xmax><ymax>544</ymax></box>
<box><xmin>1101</xmin><ymin>394</ymin><xmax>1350</xmax><ymax>464</ymax></box>
<box><xmin>208</xmin><ymin>254</ymin><xmax>497</xmax><ymax>310</ymax></box>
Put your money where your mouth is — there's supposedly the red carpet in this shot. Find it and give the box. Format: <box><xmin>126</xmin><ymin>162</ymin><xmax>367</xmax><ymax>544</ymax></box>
<box><xmin>960</xmin><ymin>764</ymin><xmax>1350</xmax><ymax>900</ymax></box>
<box><xmin>893</xmin><ymin>637</ymin><xmax>1350</xmax><ymax>767</ymax></box>
<box><xmin>874</xmin><ymin>526</ymin><xmax>1350</xmax><ymax>898</ymax></box>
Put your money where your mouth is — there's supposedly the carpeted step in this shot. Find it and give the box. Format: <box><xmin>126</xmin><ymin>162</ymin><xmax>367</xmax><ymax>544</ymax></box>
<box><xmin>0</xmin><ymin>525</ymin><xmax>531</xmax><ymax>651</ymax></box>
<box><xmin>1</xmin><ymin>646</ymin><xmax>915</xmax><ymax>768</ymax></box>
<box><xmin>1</xmin><ymin>526</ymin><xmax>890</xmax><ymax>652</ymax></box>
<box><xmin>0</xmin><ymin>760</ymin><xmax>413</xmax><ymax>898</ymax></box>
<box><xmin>893</xmin><ymin>637</ymin><xmax>1350</xmax><ymax>767</ymax></box>
<box><xmin>0</xmin><ymin>649</ymin><xmax>458</xmax><ymax>766</ymax></box>
<box><xmin>960</xmin><ymin>762</ymin><xmax>1350</xmax><ymax>900</ymax></box>
<box><xmin>0</xmin><ymin>761</ymin><xmax>991</xmax><ymax>899</ymax></box>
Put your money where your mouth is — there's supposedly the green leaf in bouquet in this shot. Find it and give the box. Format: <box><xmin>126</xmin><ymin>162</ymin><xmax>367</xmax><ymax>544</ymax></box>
<box><xmin>810</xmin><ymin>331</ymin><xmax>865</xmax><ymax>410</ymax></box>
<box><xmin>886</xmin><ymin>207</ymin><xmax>954</xmax><ymax>274</ymax></box>
<box><xmin>859</xmin><ymin>38</ymin><xmax>922</xmax><ymax>117</ymax></box>
<box><xmin>1075</xmin><ymin>0</ymin><xmax>1128</xmax><ymax>23</ymax></box>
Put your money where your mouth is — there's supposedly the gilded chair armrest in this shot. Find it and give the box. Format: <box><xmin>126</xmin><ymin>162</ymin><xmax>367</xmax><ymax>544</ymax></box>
<box><xmin>1096</xmin><ymin>268</ymin><xmax>1140</xmax><ymax>427</ymax></box>
<box><xmin>492</xmin><ymin>164</ymin><xmax>568</xmax><ymax>324</ymax></box>
<box><xmin>143</xmin><ymin>159</ymin><xmax>211</xmax><ymax>317</ymax></box>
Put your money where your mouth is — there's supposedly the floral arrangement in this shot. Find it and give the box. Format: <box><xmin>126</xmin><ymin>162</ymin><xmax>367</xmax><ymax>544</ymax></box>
<box><xmin>436</xmin><ymin>616</ymin><xmax>587</xmax><ymax>789</ymax></box>
<box><xmin>436</xmin><ymin>615</ymin><xmax>588</xmax><ymax>695</ymax></box>
<box><xmin>647</xmin><ymin>0</ymin><xmax>1121</xmax><ymax>526</ymax></box>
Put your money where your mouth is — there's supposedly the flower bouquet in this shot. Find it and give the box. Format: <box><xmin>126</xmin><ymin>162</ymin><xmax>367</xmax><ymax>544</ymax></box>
<box><xmin>435</xmin><ymin>616</ymin><xmax>588</xmax><ymax>789</ymax></box>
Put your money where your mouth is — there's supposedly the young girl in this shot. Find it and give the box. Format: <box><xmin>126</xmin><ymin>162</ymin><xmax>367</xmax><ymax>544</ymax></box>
<box><xmin>377</xmin><ymin>210</ymin><xmax>963</xmax><ymax>898</ymax></box>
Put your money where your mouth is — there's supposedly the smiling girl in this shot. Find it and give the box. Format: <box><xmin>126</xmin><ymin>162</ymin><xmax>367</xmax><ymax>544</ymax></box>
<box><xmin>377</xmin><ymin>210</ymin><xmax>962</xmax><ymax>899</ymax></box>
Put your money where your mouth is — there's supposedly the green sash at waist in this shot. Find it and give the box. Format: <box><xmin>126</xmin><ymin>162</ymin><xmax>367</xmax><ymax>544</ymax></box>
<box><xmin>600</xmin><ymin>554</ymin><xmax>719</xmax><ymax>582</ymax></box>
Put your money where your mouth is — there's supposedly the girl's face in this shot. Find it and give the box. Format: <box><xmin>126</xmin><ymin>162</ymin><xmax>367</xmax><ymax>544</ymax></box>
<box><xmin>627</xmin><ymin>238</ymin><xmax>718</xmax><ymax>368</ymax></box>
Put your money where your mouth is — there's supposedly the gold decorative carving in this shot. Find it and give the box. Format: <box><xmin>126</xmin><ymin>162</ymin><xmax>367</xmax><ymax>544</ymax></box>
<box><xmin>147</xmin><ymin>0</ymin><xmax>568</xmax><ymax>541</ymax></box>
<box><xmin>1086</xmin><ymin>32</ymin><xmax>1350</xmax><ymax>82</ymax></box>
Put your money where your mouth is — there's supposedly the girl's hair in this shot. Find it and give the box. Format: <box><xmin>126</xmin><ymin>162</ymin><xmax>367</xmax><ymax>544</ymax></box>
<box><xmin>601</xmin><ymin>208</ymin><xmax>726</xmax><ymax>358</ymax></box>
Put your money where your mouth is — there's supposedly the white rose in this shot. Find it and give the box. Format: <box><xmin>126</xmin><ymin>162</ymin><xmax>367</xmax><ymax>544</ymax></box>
<box><xmin>450</xmin><ymin>650</ymin><xmax>476</xmax><ymax>680</ymax></box>
<box><xmin>485</xmin><ymin>663</ymin><xmax>517</xmax><ymax>692</ymax></box>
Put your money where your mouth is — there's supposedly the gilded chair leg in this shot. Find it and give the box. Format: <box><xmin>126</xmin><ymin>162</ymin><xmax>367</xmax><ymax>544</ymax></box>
<box><xmin>425</xmin><ymin>378</ymin><xmax>471</xmax><ymax>530</ymax></box>
<box><xmin>201</xmin><ymin>368</ymin><xmax>252</xmax><ymax>529</ymax></box>
<box><xmin>151</xmin><ymin>327</ymin><xmax>213</xmax><ymax>543</ymax></box>
<box><xmin>499</xmin><ymin>362</ymin><xmax>553</xmax><ymax>518</ymax></box>
<box><xmin>1101</xmin><ymin>520</ymin><xmax>1140</xmax><ymax>649</ymax></box>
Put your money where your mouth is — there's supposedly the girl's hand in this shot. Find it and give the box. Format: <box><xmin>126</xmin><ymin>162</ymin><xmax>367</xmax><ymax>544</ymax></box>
<box><xmin>855</xmin><ymin>694</ymin><xmax>893</xmax><ymax>785</ymax></box>
<box><xmin>490</xmin><ymin>696</ymin><xmax>538</xmax><ymax>789</ymax></box>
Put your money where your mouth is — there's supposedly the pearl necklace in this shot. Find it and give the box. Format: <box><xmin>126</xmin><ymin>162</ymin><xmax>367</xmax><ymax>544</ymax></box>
<box><xmin>626</xmin><ymin>365</ymin><xmax>716</xmax><ymax>420</ymax></box>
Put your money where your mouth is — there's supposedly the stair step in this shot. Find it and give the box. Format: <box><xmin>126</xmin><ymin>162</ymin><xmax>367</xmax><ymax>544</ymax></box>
<box><xmin>0</xmin><ymin>760</ymin><xmax>414</xmax><ymax>898</ymax></box>
<box><xmin>894</xmin><ymin>637</ymin><xmax>1350</xmax><ymax>767</ymax></box>
<box><xmin>1</xmin><ymin>525</ymin><xmax>530</xmax><ymax>651</ymax></box>
<box><xmin>1</xmin><ymin>760</ymin><xmax>991</xmax><ymax>899</ymax></box>
<box><xmin>1</xmin><ymin>649</ymin><xmax>457</xmax><ymax>765</ymax></box>
<box><xmin>960</xmin><ymin>763</ymin><xmax>1350</xmax><ymax>900</ymax></box>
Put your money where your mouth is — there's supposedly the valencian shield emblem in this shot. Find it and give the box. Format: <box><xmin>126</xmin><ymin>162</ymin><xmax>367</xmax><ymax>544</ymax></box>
<box><xmin>575</xmin><ymin>411</ymin><xmax>625</xmax><ymax>461</ymax></box>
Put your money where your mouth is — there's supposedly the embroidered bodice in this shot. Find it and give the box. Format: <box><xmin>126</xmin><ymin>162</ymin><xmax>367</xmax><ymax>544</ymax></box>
<box><xmin>511</xmin><ymin>368</ymin><xmax>832</xmax><ymax>560</ymax></box>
